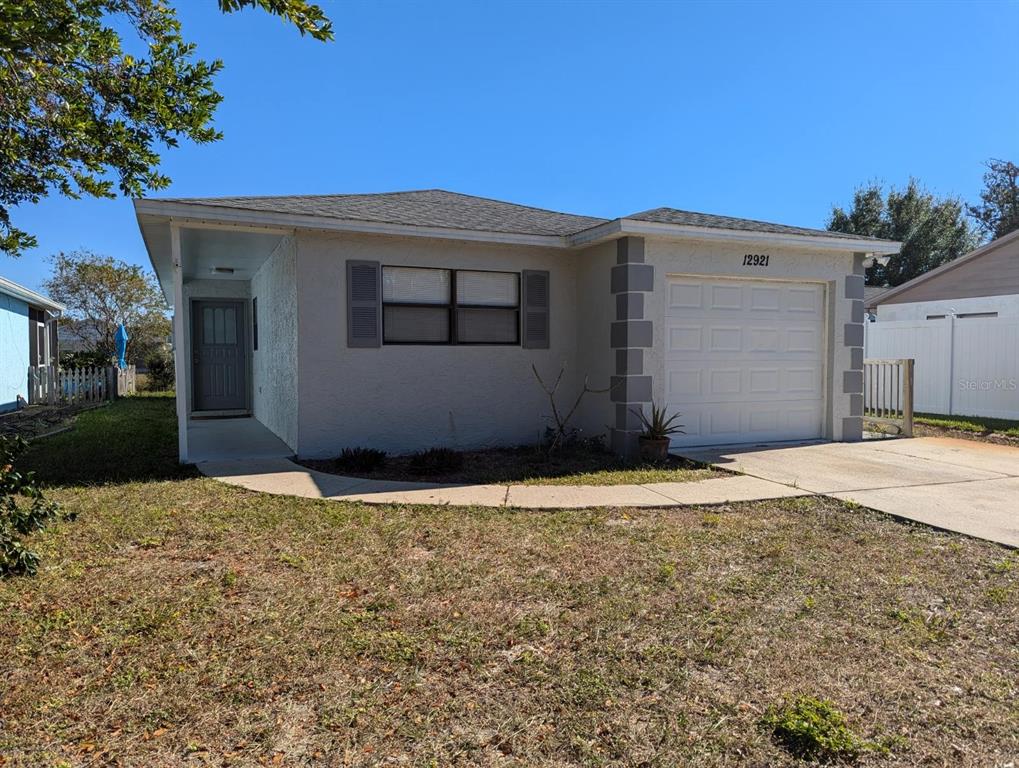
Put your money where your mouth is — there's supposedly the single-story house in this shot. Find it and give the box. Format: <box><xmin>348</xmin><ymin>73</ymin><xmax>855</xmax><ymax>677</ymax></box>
<box><xmin>871</xmin><ymin>228</ymin><xmax>1019</xmax><ymax>321</ymax></box>
<box><xmin>133</xmin><ymin>190</ymin><xmax>900</xmax><ymax>463</ymax></box>
<box><xmin>0</xmin><ymin>276</ymin><xmax>64</xmax><ymax>413</ymax></box>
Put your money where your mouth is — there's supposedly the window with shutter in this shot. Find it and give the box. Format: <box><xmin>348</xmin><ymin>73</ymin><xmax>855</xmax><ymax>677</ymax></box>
<box><xmin>380</xmin><ymin>266</ymin><xmax>521</xmax><ymax>345</ymax></box>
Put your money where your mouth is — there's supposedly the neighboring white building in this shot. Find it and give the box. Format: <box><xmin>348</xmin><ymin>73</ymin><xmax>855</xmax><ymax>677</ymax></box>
<box><xmin>867</xmin><ymin>230</ymin><xmax>1019</xmax><ymax>419</ymax></box>
<box><xmin>134</xmin><ymin>190</ymin><xmax>900</xmax><ymax>463</ymax></box>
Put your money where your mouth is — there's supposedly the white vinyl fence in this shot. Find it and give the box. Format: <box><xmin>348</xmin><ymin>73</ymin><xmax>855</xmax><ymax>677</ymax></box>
<box><xmin>864</xmin><ymin>316</ymin><xmax>1019</xmax><ymax>419</ymax></box>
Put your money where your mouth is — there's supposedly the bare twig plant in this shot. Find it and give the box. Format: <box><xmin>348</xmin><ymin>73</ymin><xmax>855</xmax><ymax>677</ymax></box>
<box><xmin>532</xmin><ymin>362</ymin><xmax>615</xmax><ymax>452</ymax></box>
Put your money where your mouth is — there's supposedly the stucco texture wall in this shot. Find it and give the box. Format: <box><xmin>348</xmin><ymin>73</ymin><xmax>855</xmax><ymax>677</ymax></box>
<box><xmin>573</xmin><ymin>241</ymin><xmax>616</xmax><ymax>440</ymax></box>
<box><xmin>0</xmin><ymin>292</ymin><xmax>29</xmax><ymax>412</ymax></box>
<box><xmin>642</xmin><ymin>238</ymin><xmax>859</xmax><ymax>441</ymax></box>
<box><xmin>251</xmin><ymin>236</ymin><xmax>298</xmax><ymax>449</ymax></box>
<box><xmin>294</xmin><ymin>232</ymin><xmax>580</xmax><ymax>457</ymax></box>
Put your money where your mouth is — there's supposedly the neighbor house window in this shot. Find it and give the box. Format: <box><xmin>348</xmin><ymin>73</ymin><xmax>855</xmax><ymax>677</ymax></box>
<box><xmin>381</xmin><ymin>266</ymin><xmax>519</xmax><ymax>345</ymax></box>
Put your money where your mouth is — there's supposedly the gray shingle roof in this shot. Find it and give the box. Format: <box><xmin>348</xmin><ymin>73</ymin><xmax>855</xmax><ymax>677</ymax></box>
<box><xmin>153</xmin><ymin>189</ymin><xmax>892</xmax><ymax>244</ymax></box>
<box><xmin>160</xmin><ymin>189</ymin><xmax>607</xmax><ymax>237</ymax></box>
<box><xmin>625</xmin><ymin>207</ymin><xmax>879</xmax><ymax>241</ymax></box>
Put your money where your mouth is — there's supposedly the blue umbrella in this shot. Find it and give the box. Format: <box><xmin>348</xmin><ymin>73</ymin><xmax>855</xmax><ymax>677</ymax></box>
<box><xmin>115</xmin><ymin>323</ymin><xmax>129</xmax><ymax>369</ymax></box>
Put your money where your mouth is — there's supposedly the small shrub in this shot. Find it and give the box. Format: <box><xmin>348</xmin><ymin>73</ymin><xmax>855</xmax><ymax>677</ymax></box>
<box><xmin>763</xmin><ymin>695</ymin><xmax>872</xmax><ymax>762</ymax></box>
<box><xmin>1</xmin><ymin>436</ymin><xmax>67</xmax><ymax>576</ymax></box>
<box><xmin>144</xmin><ymin>350</ymin><xmax>175</xmax><ymax>391</ymax></box>
<box><xmin>334</xmin><ymin>447</ymin><xmax>387</xmax><ymax>473</ymax></box>
<box><xmin>60</xmin><ymin>349</ymin><xmax>111</xmax><ymax>368</ymax></box>
<box><xmin>409</xmin><ymin>447</ymin><xmax>464</xmax><ymax>475</ymax></box>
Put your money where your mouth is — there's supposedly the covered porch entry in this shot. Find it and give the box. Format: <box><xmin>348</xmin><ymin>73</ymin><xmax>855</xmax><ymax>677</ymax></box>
<box><xmin>136</xmin><ymin>205</ymin><xmax>298</xmax><ymax>463</ymax></box>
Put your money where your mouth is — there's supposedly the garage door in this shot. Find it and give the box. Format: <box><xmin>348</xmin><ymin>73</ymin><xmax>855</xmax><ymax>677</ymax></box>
<box><xmin>664</xmin><ymin>276</ymin><xmax>825</xmax><ymax>447</ymax></box>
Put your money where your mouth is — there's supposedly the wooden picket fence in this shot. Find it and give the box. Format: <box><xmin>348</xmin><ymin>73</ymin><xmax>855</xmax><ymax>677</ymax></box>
<box><xmin>27</xmin><ymin>365</ymin><xmax>137</xmax><ymax>406</ymax></box>
<box><xmin>863</xmin><ymin>358</ymin><xmax>915</xmax><ymax>437</ymax></box>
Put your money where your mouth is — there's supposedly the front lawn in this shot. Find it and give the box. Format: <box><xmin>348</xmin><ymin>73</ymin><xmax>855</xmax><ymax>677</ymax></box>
<box><xmin>1</xmin><ymin>394</ymin><xmax>1016</xmax><ymax>765</ymax></box>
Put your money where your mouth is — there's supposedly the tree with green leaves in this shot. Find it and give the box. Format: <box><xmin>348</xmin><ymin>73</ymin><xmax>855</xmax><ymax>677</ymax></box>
<box><xmin>44</xmin><ymin>250</ymin><xmax>170</xmax><ymax>364</ymax></box>
<box><xmin>0</xmin><ymin>0</ymin><xmax>332</xmax><ymax>257</ymax></box>
<box><xmin>967</xmin><ymin>159</ymin><xmax>1019</xmax><ymax>242</ymax></box>
<box><xmin>827</xmin><ymin>180</ymin><xmax>978</xmax><ymax>287</ymax></box>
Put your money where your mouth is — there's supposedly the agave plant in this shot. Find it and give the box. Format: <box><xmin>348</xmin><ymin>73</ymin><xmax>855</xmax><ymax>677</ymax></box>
<box><xmin>631</xmin><ymin>402</ymin><xmax>684</xmax><ymax>440</ymax></box>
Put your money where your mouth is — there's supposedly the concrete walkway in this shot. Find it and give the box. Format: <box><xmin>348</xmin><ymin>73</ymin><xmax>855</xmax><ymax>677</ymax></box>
<box><xmin>678</xmin><ymin>437</ymin><xmax>1019</xmax><ymax>547</ymax></box>
<box><xmin>198</xmin><ymin>457</ymin><xmax>806</xmax><ymax>509</ymax></box>
<box><xmin>198</xmin><ymin>436</ymin><xmax>1019</xmax><ymax>547</ymax></box>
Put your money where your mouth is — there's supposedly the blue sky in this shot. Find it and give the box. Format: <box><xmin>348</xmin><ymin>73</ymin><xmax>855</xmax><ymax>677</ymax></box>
<box><xmin>6</xmin><ymin>0</ymin><xmax>1018</xmax><ymax>293</ymax></box>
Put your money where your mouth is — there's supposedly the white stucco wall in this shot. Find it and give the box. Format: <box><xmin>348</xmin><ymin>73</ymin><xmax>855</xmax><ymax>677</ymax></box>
<box><xmin>876</xmin><ymin>293</ymin><xmax>1019</xmax><ymax>321</ymax></box>
<box><xmin>573</xmin><ymin>241</ymin><xmax>617</xmax><ymax>441</ymax></box>
<box><xmin>180</xmin><ymin>279</ymin><xmax>250</xmax><ymax>414</ymax></box>
<box><xmin>251</xmin><ymin>236</ymin><xmax>299</xmax><ymax>449</ymax></box>
<box><xmin>294</xmin><ymin>231</ymin><xmax>580</xmax><ymax>457</ymax></box>
<box><xmin>642</xmin><ymin>238</ymin><xmax>859</xmax><ymax>441</ymax></box>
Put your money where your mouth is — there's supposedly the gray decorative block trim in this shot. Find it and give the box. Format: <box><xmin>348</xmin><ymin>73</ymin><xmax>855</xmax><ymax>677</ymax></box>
<box><xmin>611</xmin><ymin>263</ymin><xmax>654</xmax><ymax>294</ymax></box>
<box><xmin>611</xmin><ymin>320</ymin><xmax>653</xmax><ymax>348</ymax></box>
<box><xmin>615</xmin><ymin>403</ymin><xmax>645</xmax><ymax>431</ymax></box>
<box><xmin>610</xmin><ymin>429</ymin><xmax>640</xmax><ymax>458</ymax></box>
<box><xmin>842</xmin><ymin>416</ymin><xmax>863</xmax><ymax>442</ymax></box>
<box><xmin>849</xmin><ymin>393</ymin><xmax>863</xmax><ymax>417</ymax></box>
<box><xmin>845</xmin><ymin>275</ymin><xmax>864</xmax><ymax>300</ymax></box>
<box><xmin>844</xmin><ymin>323</ymin><xmax>864</xmax><ymax>348</ymax></box>
<box><xmin>843</xmin><ymin>370</ymin><xmax>863</xmax><ymax>395</ymax></box>
<box><xmin>616</xmin><ymin>292</ymin><xmax>644</xmax><ymax>321</ymax></box>
<box><xmin>610</xmin><ymin>375</ymin><xmax>653</xmax><ymax>403</ymax></box>
<box><xmin>616</xmin><ymin>236</ymin><xmax>646</xmax><ymax>264</ymax></box>
<box><xmin>853</xmin><ymin>253</ymin><xmax>868</xmax><ymax>276</ymax></box>
<box><xmin>850</xmin><ymin>347</ymin><xmax>864</xmax><ymax>371</ymax></box>
<box><xmin>615</xmin><ymin>349</ymin><xmax>643</xmax><ymax>376</ymax></box>
<box><xmin>851</xmin><ymin>299</ymin><xmax>864</xmax><ymax>324</ymax></box>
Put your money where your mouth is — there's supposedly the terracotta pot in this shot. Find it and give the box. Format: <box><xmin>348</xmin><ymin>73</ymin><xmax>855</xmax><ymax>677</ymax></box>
<box><xmin>638</xmin><ymin>436</ymin><xmax>671</xmax><ymax>464</ymax></box>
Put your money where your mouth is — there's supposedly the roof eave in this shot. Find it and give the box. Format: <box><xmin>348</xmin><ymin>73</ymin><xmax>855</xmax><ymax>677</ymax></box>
<box><xmin>133</xmin><ymin>198</ymin><xmax>572</xmax><ymax>249</ymax></box>
<box><xmin>569</xmin><ymin>218</ymin><xmax>902</xmax><ymax>254</ymax></box>
<box><xmin>0</xmin><ymin>276</ymin><xmax>65</xmax><ymax>313</ymax></box>
<box><xmin>873</xmin><ymin>228</ymin><xmax>1019</xmax><ymax>306</ymax></box>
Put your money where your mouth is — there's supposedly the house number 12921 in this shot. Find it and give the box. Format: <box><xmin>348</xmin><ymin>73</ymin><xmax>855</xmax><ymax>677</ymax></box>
<box><xmin>743</xmin><ymin>253</ymin><xmax>770</xmax><ymax>266</ymax></box>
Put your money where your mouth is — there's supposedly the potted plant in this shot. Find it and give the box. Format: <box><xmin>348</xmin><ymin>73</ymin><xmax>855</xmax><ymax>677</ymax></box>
<box><xmin>631</xmin><ymin>402</ymin><xmax>684</xmax><ymax>463</ymax></box>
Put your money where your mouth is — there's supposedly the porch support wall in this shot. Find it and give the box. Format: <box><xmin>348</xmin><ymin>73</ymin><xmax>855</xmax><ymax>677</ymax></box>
<box><xmin>170</xmin><ymin>222</ymin><xmax>189</xmax><ymax>463</ymax></box>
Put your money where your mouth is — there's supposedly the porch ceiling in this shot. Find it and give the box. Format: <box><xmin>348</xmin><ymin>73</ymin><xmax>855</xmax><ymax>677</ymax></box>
<box><xmin>138</xmin><ymin>216</ymin><xmax>288</xmax><ymax>304</ymax></box>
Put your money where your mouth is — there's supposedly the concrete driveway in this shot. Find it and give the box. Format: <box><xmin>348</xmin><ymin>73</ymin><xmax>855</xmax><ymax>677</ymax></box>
<box><xmin>677</xmin><ymin>437</ymin><xmax>1019</xmax><ymax>547</ymax></box>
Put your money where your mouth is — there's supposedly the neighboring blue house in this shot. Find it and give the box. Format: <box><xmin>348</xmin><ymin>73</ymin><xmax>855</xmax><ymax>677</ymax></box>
<box><xmin>0</xmin><ymin>277</ymin><xmax>64</xmax><ymax>413</ymax></box>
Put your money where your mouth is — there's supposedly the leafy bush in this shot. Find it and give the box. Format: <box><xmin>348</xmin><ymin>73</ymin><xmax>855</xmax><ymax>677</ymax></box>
<box><xmin>409</xmin><ymin>447</ymin><xmax>464</xmax><ymax>475</ymax></box>
<box><xmin>60</xmin><ymin>349</ymin><xmax>111</xmax><ymax>368</ymax></box>
<box><xmin>1</xmin><ymin>436</ymin><xmax>68</xmax><ymax>576</ymax></box>
<box><xmin>144</xmin><ymin>350</ymin><xmax>175</xmax><ymax>391</ymax></box>
<box><xmin>334</xmin><ymin>447</ymin><xmax>387</xmax><ymax>473</ymax></box>
<box><xmin>763</xmin><ymin>695</ymin><xmax>873</xmax><ymax>762</ymax></box>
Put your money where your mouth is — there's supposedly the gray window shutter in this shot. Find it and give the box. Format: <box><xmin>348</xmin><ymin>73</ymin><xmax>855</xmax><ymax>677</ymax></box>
<box><xmin>522</xmin><ymin>270</ymin><xmax>550</xmax><ymax>349</ymax></box>
<box><xmin>347</xmin><ymin>260</ymin><xmax>381</xmax><ymax>348</ymax></box>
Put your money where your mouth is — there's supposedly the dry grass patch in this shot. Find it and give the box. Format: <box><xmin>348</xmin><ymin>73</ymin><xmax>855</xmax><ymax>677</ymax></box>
<box><xmin>1</xmin><ymin>396</ymin><xmax>1017</xmax><ymax>766</ymax></box>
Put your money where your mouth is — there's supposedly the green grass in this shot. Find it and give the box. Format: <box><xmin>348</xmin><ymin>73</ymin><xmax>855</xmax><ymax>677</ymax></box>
<box><xmin>1</xmin><ymin>394</ymin><xmax>1016</xmax><ymax>766</ymax></box>
<box><xmin>915</xmin><ymin>412</ymin><xmax>1019</xmax><ymax>439</ymax></box>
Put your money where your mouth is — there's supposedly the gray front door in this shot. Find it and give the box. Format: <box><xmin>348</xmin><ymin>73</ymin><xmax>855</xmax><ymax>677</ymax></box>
<box><xmin>192</xmin><ymin>300</ymin><xmax>247</xmax><ymax>411</ymax></box>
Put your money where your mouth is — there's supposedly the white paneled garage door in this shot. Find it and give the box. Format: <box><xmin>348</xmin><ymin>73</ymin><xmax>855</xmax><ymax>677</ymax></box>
<box><xmin>664</xmin><ymin>276</ymin><xmax>826</xmax><ymax>447</ymax></box>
